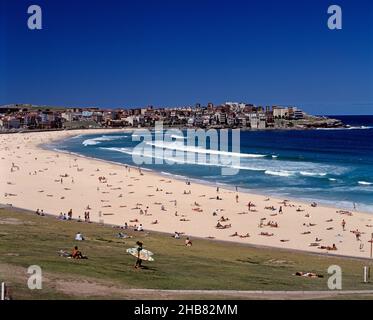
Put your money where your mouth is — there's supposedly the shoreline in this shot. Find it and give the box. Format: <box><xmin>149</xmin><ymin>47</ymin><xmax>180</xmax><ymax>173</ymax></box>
<box><xmin>1</xmin><ymin>129</ymin><xmax>373</xmax><ymax>259</ymax></box>
<box><xmin>45</xmin><ymin>130</ymin><xmax>373</xmax><ymax>215</ymax></box>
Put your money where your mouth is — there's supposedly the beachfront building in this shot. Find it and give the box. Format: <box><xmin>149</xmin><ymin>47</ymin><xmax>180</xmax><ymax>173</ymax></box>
<box><xmin>0</xmin><ymin>102</ymin><xmax>317</xmax><ymax>131</ymax></box>
<box><xmin>0</xmin><ymin>116</ymin><xmax>21</xmax><ymax>130</ymax></box>
<box><xmin>293</xmin><ymin>108</ymin><xmax>304</xmax><ymax>120</ymax></box>
<box><xmin>273</xmin><ymin>106</ymin><xmax>288</xmax><ymax>119</ymax></box>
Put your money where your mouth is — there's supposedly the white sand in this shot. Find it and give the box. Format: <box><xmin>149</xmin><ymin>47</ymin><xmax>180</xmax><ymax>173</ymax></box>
<box><xmin>1</xmin><ymin>129</ymin><xmax>372</xmax><ymax>258</ymax></box>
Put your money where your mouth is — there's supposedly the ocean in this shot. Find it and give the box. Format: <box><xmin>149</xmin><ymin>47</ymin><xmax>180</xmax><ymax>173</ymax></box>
<box><xmin>49</xmin><ymin>115</ymin><xmax>373</xmax><ymax>213</ymax></box>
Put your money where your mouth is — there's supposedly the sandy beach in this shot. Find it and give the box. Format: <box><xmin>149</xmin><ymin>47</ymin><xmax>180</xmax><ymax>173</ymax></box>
<box><xmin>1</xmin><ymin>129</ymin><xmax>372</xmax><ymax>259</ymax></box>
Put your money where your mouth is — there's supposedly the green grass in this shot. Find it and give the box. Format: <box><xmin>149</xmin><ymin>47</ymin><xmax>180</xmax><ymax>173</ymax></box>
<box><xmin>0</xmin><ymin>207</ymin><xmax>373</xmax><ymax>299</ymax></box>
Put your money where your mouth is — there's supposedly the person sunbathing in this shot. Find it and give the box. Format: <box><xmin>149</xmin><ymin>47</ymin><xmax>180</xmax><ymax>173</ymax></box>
<box><xmin>318</xmin><ymin>244</ymin><xmax>337</xmax><ymax>251</ymax></box>
<box><xmin>260</xmin><ymin>232</ymin><xmax>274</xmax><ymax>236</ymax></box>
<box><xmin>239</xmin><ymin>233</ymin><xmax>250</xmax><ymax>238</ymax></box>
<box><xmin>216</xmin><ymin>223</ymin><xmax>231</xmax><ymax>229</ymax></box>
<box><xmin>230</xmin><ymin>232</ymin><xmax>238</xmax><ymax>237</ymax></box>
<box><xmin>295</xmin><ymin>272</ymin><xmax>323</xmax><ymax>278</ymax></box>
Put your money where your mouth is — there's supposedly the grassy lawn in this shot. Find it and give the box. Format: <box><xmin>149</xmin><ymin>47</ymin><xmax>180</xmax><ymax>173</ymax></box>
<box><xmin>0</xmin><ymin>207</ymin><xmax>373</xmax><ymax>299</ymax></box>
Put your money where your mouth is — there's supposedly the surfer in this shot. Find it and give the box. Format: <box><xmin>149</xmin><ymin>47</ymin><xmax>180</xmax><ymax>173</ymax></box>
<box><xmin>135</xmin><ymin>241</ymin><xmax>143</xmax><ymax>269</ymax></box>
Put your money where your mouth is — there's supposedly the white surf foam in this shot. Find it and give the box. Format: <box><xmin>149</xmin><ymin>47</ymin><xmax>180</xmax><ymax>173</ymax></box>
<box><xmin>300</xmin><ymin>171</ymin><xmax>327</xmax><ymax>177</ymax></box>
<box><xmin>358</xmin><ymin>181</ymin><xmax>373</xmax><ymax>186</ymax></box>
<box><xmin>264</xmin><ymin>170</ymin><xmax>294</xmax><ymax>177</ymax></box>
<box><xmin>82</xmin><ymin>135</ymin><xmax>127</xmax><ymax>146</ymax></box>
<box><xmin>145</xmin><ymin>141</ymin><xmax>266</xmax><ymax>158</ymax></box>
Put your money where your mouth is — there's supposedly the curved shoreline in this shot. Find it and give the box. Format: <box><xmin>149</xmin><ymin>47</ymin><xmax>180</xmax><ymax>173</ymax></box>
<box><xmin>49</xmin><ymin>130</ymin><xmax>373</xmax><ymax>215</ymax></box>
<box><xmin>1</xmin><ymin>129</ymin><xmax>373</xmax><ymax>259</ymax></box>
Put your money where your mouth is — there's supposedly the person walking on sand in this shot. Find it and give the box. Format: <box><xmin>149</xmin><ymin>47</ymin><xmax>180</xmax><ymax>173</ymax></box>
<box><xmin>235</xmin><ymin>194</ymin><xmax>239</xmax><ymax>203</ymax></box>
<box><xmin>342</xmin><ymin>219</ymin><xmax>346</xmax><ymax>231</ymax></box>
<box><xmin>134</xmin><ymin>241</ymin><xmax>143</xmax><ymax>269</ymax></box>
<box><xmin>279</xmin><ymin>206</ymin><xmax>283</xmax><ymax>214</ymax></box>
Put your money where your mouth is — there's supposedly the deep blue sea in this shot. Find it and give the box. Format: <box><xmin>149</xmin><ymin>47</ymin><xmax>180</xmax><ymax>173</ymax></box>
<box><xmin>49</xmin><ymin>116</ymin><xmax>373</xmax><ymax>213</ymax></box>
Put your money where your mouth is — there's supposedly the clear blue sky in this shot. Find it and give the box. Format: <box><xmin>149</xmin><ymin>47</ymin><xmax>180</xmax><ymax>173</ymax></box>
<box><xmin>0</xmin><ymin>0</ymin><xmax>372</xmax><ymax>114</ymax></box>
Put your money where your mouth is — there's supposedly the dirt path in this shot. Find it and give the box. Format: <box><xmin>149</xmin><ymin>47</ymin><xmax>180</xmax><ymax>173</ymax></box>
<box><xmin>2</xmin><ymin>263</ymin><xmax>373</xmax><ymax>299</ymax></box>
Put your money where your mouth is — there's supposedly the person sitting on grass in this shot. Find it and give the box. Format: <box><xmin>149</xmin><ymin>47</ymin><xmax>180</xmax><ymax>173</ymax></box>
<box><xmin>75</xmin><ymin>232</ymin><xmax>85</xmax><ymax>241</ymax></box>
<box><xmin>185</xmin><ymin>237</ymin><xmax>192</xmax><ymax>247</ymax></box>
<box><xmin>71</xmin><ymin>246</ymin><xmax>87</xmax><ymax>259</ymax></box>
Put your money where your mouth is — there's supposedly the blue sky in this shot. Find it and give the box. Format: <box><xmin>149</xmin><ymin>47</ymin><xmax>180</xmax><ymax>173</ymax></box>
<box><xmin>0</xmin><ymin>0</ymin><xmax>372</xmax><ymax>114</ymax></box>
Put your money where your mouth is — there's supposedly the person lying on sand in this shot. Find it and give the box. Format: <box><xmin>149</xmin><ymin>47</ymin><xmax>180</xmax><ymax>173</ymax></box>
<box><xmin>265</xmin><ymin>206</ymin><xmax>276</xmax><ymax>211</ymax></box>
<box><xmin>318</xmin><ymin>244</ymin><xmax>337</xmax><ymax>251</ymax></box>
<box><xmin>239</xmin><ymin>233</ymin><xmax>250</xmax><ymax>238</ymax></box>
<box><xmin>267</xmin><ymin>221</ymin><xmax>278</xmax><ymax>228</ymax></box>
<box><xmin>215</xmin><ymin>222</ymin><xmax>231</xmax><ymax>229</ymax></box>
<box><xmin>219</xmin><ymin>216</ymin><xmax>229</xmax><ymax>222</ymax></box>
<box><xmin>337</xmin><ymin>210</ymin><xmax>352</xmax><ymax>216</ymax></box>
<box><xmin>260</xmin><ymin>232</ymin><xmax>274</xmax><ymax>236</ymax></box>
<box><xmin>151</xmin><ymin>220</ymin><xmax>158</xmax><ymax>224</ymax></box>
<box><xmin>230</xmin><ymin>232</ymin><xmax>238</xmax><ymax>237</ymax></box>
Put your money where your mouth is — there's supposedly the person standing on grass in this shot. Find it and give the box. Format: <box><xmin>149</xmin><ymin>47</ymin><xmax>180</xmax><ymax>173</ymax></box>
<box><xmin>135</xmin><ymin>241</ymin><xmax>143</xmax><ymax>269</ymax></box>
